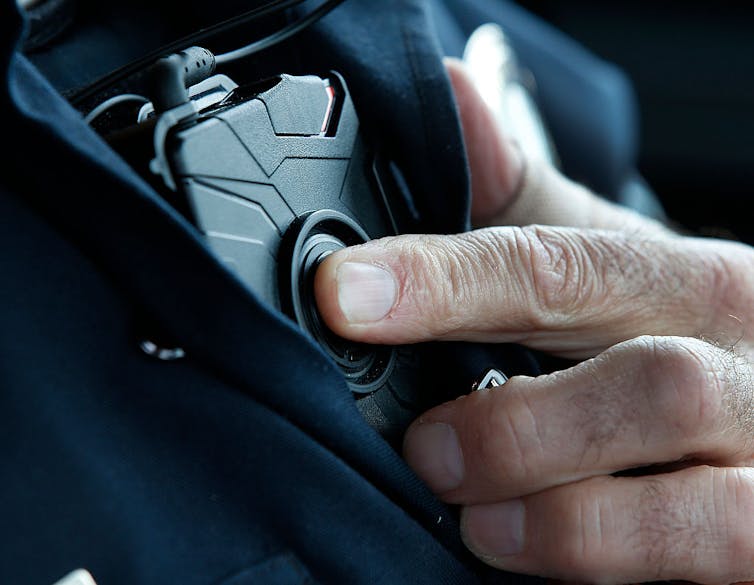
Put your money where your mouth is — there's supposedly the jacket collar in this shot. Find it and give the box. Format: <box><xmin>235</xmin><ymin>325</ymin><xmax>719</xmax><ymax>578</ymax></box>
<box><xmin>1</xmin><ymin>0</ymin><xmax>478</xmax><ymax>567</ymax></box>
<box><xmin>1</xmin><ymin>0</ymin><xmax>22</xmax><ymax>102</ymax></box>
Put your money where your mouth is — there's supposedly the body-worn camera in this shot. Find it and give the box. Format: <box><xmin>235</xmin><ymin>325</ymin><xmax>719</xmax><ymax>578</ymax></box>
<box><xmin>103</xmin><ymin>54</ymin><xmax>511</xmax><ymax>442</ymax></box>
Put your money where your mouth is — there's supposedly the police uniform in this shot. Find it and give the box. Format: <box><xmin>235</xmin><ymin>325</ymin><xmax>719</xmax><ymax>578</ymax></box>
<box><xmin>0</xmin><ymin>1</ymin><xmax>640</xmax><ymax>583</ymax></box>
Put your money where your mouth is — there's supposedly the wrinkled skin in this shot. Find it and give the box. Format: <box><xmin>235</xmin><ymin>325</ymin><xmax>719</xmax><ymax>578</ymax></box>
<box><xmin>314</xmin><ymin>59</ymin><xmax>754</xmax><ymax>585</ymax></box>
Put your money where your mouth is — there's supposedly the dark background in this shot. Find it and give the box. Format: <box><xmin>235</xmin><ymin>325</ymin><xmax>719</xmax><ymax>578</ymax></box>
<box><xmin>518</xmin><ymin>0</ymin><xmax>754</xmax><ymax>243</ymax></box>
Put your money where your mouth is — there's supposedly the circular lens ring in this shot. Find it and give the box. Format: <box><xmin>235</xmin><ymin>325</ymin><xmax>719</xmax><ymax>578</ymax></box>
<box><xmin>281</xmin><ymin>210</ymin><xmax>395</xmax><ymax>394</ymax></box>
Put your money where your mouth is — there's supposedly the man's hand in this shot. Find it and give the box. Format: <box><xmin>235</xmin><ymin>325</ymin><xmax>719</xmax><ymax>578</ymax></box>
<box><xmin>313</xmin><ymin>59</ymin><xmax>754</xmax><ymax>584</ymax></box>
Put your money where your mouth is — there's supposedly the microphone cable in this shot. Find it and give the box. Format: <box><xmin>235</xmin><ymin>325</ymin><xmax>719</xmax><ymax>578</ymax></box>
<box><xmin>71</xmin><ymin>0</ymin><xmax>330</xmax><ymax>107</ymax></box>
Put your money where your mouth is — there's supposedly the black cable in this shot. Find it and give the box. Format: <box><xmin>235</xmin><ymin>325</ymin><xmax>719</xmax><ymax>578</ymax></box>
<box><xmin>70</xmin><ymin>0</ymin><xmax>306</xmax><ymax>106</ymax></box>
<box><xmin>215</xmin><ymin>0</ymin><xmax>347</xmax><ymax>65</ymax></box>
<box><xmin>83</xmin><ymin>93</ymin><xmax>148</xmax><ymax>124</ymax></box>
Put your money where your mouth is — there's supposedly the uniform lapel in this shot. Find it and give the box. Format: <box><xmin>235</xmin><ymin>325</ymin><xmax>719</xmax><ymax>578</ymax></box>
<box><xmin>2</xmin><ymin>20</ymin><xmax>479</xmax><ymax>570</ymax></box>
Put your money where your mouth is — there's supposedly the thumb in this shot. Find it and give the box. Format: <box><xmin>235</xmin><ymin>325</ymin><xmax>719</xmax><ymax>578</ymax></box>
<box><xmin>313</xmin><ymin>228</ymin><xmax>536</xmax><ymax>347</ymax></box>
<box><xmin>447</xmin><ymin>58</ymin><xmax>667</xmax><ymax>235</ymax></box>
<box><xmin>313</xmin><ymin>231</ymin><xmax>504</xmax><ymax>345</ymax></box>
<box><xmin>444</xmin><ymin>57</ymin><xmax>525</xmax><ymax>226</ymax></box>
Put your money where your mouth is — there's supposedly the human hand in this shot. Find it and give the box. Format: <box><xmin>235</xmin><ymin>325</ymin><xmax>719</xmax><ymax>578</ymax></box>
<box><xmin>313</xmin><ymin>59</ymin><xmax>754</xmax><ymax>584</ymax></box>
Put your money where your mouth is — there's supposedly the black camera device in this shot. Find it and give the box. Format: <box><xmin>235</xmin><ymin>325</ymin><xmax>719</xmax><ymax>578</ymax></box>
<box><xmin>104</xmin><ymin>58</ymin><xmax>509</xmax><ymax>443</ymax></box>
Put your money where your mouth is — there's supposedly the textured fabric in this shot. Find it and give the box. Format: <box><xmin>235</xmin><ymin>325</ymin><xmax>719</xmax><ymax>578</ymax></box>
<box><xmin>1</xmin><ymin>1</ymin><xmax>638</xmax><ymax>583</ymax></box>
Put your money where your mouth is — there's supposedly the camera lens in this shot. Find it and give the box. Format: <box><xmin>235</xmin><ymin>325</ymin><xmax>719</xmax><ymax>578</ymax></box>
<box><xmin>281</xmin><ymin>210</ymin><xmax>395</xmax><ymax>394</ymax></box>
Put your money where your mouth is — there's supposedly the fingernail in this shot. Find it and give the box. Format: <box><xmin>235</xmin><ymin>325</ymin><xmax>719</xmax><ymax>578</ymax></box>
<box><xmin>463</xmin><ymin>500</ymin><xmax>525</xmax><ymax>559</ymax></box>
<box><xmin>403</xmin><ymin>423</ymin><xmax>464</xmax><ymax>493</ymax></box>
<box><xmin>442</xmin><ymin>56</ymin><xmax>465</xmax><ymax>68</ymax></box>
<box><xmin>336</xmin><ymin>262</ymin><xmax>397</xmax><ymax>323</ymax></box>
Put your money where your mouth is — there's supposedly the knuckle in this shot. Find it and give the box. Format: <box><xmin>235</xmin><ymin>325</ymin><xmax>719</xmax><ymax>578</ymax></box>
<box><xmin>468</xmin><ymin>378</ymin><xmax>543</xmax><ymax>487</ymax></box>
<box><xmin>674</xmin><ymin>240</ymin><xmax>754</xmax><ymax>353</ymax></box>
<box><xmin>563</xmin><ymin>357</ymin><xmax>631</xmax><ymax>465</ymax></box>
<box><xmin>548</xmin><ymin>484</ymin><xmax>616</xmax><ymax>582</ymax></box>
<box><xmin>538</xmin><ymin>466</ymin><xmax>754</xmax><ymax>585</ymax></box>
<box><xmin>634</xmin><ymin>474</ymin><xmax>701</xmax><ymax>579</ymax></box>
<box><xmin>697</xmin><ymin>241</ymin><xmax>754</xmax><ymax>334</ymax></box>
<box><xmin>516</xmin><ymin>226</ymin><xmax>611</xmax><ymax>328</ymax></box>
<box><xmin>718</xmin><ymin>468</ymin><xmax>754</xmax><ymax>580</ymax></box>
<box><xmin>630</xmin><ymin>466</ymin><xmax>754</xmax><ymax>584</ymax></box>
<box><xmin>636</xmin><ymin>336</ymin><xmax>728</xmax><ymax>441</ymax></box>
<box><xmin>702</xmin><ymin>248</ymin><xmax>735</xmax><ymax>312</ymax></box>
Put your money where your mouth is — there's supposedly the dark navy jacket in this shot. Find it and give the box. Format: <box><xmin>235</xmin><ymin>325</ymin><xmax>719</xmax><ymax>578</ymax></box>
<box><xmin>0</xmin><ymin>1</ymin><xmax>637</xmax><ymax>583</ymax></box>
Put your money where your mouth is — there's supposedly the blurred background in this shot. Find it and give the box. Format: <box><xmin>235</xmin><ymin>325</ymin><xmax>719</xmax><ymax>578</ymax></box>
<box><xmin>518</xmin><ymin>0</ymin><xmax>754</xmax><ymax>243</ymax></box>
